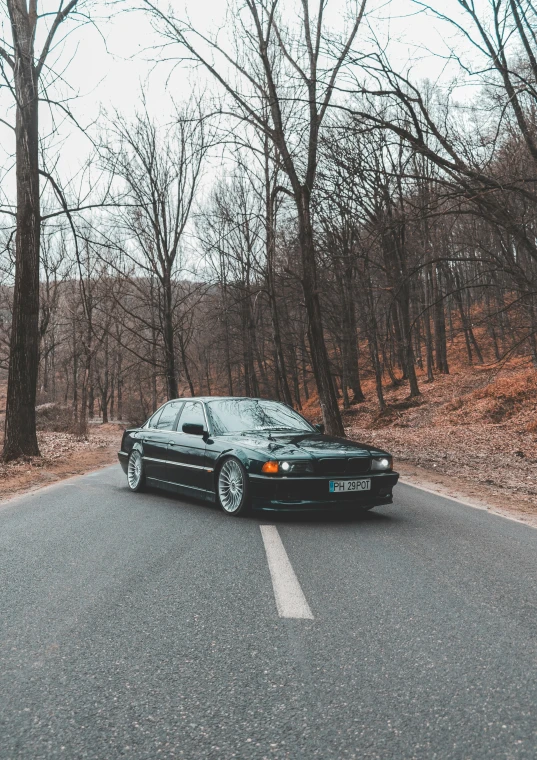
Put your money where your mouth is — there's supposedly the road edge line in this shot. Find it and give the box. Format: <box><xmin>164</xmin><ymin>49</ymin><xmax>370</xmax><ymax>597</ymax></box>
<box><xmin>399</xmin><ymin>478</ymin><xmax>537</xmax><ymax>529</ymax></box>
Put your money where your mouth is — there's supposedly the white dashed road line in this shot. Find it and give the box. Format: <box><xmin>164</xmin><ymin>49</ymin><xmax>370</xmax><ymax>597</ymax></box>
<box><xmin>260</xmin><ymin>525</ymin><xmax>314</xmax><ymax>620</ymax></box>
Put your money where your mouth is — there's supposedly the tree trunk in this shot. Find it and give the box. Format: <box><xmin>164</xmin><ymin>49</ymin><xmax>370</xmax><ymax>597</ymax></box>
<box><xmin>273</xmin><ymin>347</ymin><xmax>281</xmax><ymax>400</ymax></box>
<box><xmin>51</xmin><ymin>341</ymin><xmax>56</xmax><ymax>401</ymax></box>
<box><xmin>109</xmin><ymin>373</ymin><xmax>115</xmax><ymax>421</ymax></box>
<box><xmin>423</xmin><ymin>272</ymin><xmax>435</xmax><ymax>382</ymax></box>
<box><xmin>300</xmin><ymin>326</ymin><xmax>309</xmax><ymax>401</ymax></box>
<box><xmin>221</xmin><ymin>274</ymin><xmax>234</xmax><ymax>396</ymax></box>
<box><xmin>178</xmin><ymin>331</ymin><xmax>195</xmax><ymax>397</ymax></box>
<box><xmin>101</xmin><ymin>392</ymin><xmax>109</xmax><ymax>424</ymax></box>
<box><xmin>117</xmin><ymin>352</ymin><xmax>123</xmax><ymax>420</ymax></box>
<box><xmin>390</xmin><ymin>304</ymin><xmax>406</xmax><ymax>378</ymax></box>
<box><xmin>72</xmin><ymin>317</ymin><xmax>79</xmax><ymax>423</ymax></box>
<box><xmin>2</xmin><ymin>10</ymin><xmax>40</xmax><ymax>460</ymax></box>
<box><xmin>150</xmin><ymin>306</ymin><xmax>158</xmax><ymax>410</ymax></box>
<box><xmin>205</xmin><ymin>351</ymin><xmax>212</xmax><ymax>395</ymax></box>
<box><xmin>451</xmin><ymin>268</ymin><xmax>484</xmax><ymax>365</ymax></box>
<box><xmin>268</xmin><ymin>287</ymin><xmax>292</xmax><ymax>405</ymax></box>
<box><xmin>369</xmin><ymin>332</ymin><xmax>385</xmax><ymax>411</ymax></box>
<box><xmin>431</xmin><ymin>265</ymin><xmax>449</xmax><ymax>374</ymax></box>
<box><xmin>290</xmin><ymin>347</ymin><xmax>302</xmax><ymax>410</ymax></box>
<box><xmin>264</xmin><ymin>151</ymin><xmax>293</xmax><ymax>406</ymax></box>
<box><xmin>398</xmin><ymin>298</ymin><xmax>420</xmax><ymax>397</ymax></box>
<box><xmin>163</xmin><ymin>274</ymin><xmax>178</xmax><ymax>399</ymax></box>
<box><xmin>139</xmin><ymin>374</ymin><xmax>149</xmax><ymax>421</ymax></box>
<box><xmin>77</xmin><ymin>290</ymin><xmax>93</xmax><ymax>436</ymax></box>
<box><xmin>342</xmin><ymin>265</ymin><xmax>365</xmax><ymax>403</ymax></box>
<box><xmin>101</xmin><ymin>336</ymin><xmax>109</xmax><ymax>424</ymax></box>
<box><xmin>78</xmin><ymin>352</ymin><xmax>91</xmax><ymax>437</ymax></box>
<box><xmin>382</xmin><ymin>230</ymin><xmax>419</xmax><ymax>396</ymax></box>
<box><xmin>63</xmin><ymin>363</ymin><xmax>70</xmax><ymax>404</ymax></box>
<box><xmin>251</xmin><ymin>321</ymin><xmax>270</xmax><ymax>396</ymax></box>
<box><xmin>298</xmin><ymin>190</ymin><xmax>344</xmax><ymax>436</ymax></box>
<box><xmin>88</xmin><ymin>360</ymin><xmax>95</xmax><ymax>418</ymax></box>
<box><xmin>364</xmin><ymin>259</ymin><xmax>385</xmax><ymax>411</ymax></box>
<box><xmin>240</xmin><ymin>287</ymin><xmax>257</xmax><ymax>396</ymax></box>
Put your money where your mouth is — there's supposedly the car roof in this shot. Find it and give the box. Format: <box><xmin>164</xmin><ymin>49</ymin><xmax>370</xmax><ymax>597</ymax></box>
<box><xmin>164</xmin><ymin>396</ymin><xmax>281</xmax><ymax>403</ymax></box>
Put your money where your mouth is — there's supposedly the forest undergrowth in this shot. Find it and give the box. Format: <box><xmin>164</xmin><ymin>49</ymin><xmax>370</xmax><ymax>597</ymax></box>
<box><xmin>339</xmin><ymin>360</ymin><xmax>537</xmax><ymax>511</ymax></box>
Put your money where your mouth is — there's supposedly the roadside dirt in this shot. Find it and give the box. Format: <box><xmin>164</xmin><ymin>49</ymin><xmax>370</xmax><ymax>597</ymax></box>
<box><xmin>341</xmin><ymin>361</ymin><xmax>537</xmax><ymax>528</ymax></box>
<box><xmin>0</xmin><ymin>428</ymin><xmax>120</xmax><ymax>503</ymax></box>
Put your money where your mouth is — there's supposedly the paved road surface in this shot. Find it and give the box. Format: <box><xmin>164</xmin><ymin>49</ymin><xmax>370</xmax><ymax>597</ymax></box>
<box><xmin>1</xmin><ymin>466</ymin><xmax>536</xmax><ymax>759</ymax></box>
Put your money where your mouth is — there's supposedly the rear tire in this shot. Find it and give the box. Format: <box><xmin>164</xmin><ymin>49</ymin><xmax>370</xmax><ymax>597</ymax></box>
<box><xmin>216</xmin><ymin>458</ymin><xmax>250</xmax><ymax>516</ymax></box>
<box><xmin>127</xmin><ymin>450</ymin><xmax>146</xmax><ymax>492</ymax></box>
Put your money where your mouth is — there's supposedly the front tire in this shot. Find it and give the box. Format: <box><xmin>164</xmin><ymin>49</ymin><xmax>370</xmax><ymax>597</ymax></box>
<box><xmin>217</xmin><ymin>458</ymin><xmax>250</xmax><ymax>516</ymax></box>
<box><xmin>127</xmin><ymin>450</ymin><xmax>146</xmax><ymax>492</ymax></box>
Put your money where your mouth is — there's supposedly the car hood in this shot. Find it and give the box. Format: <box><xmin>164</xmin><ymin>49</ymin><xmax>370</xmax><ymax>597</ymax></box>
<box><xmin>219</xmin><ymin>431</ymin><xmax>388</xmax><ymax>459</ymax></box>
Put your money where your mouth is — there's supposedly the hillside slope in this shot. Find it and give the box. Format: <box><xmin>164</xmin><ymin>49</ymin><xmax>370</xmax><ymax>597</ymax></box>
<box><xmin>336</xmin><ymin>362</ymin><xmax>537</xmax><ymax>517</ymax></box>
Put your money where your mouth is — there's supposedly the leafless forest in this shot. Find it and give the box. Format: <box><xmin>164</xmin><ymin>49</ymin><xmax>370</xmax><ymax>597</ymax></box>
<box><xmin>1</xmin><ymin>0</ymin><xmax>537</xmax><ymax>459</ymax></box>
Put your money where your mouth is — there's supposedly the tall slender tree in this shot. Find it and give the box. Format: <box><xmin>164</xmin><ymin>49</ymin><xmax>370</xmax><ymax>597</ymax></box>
<box><xmin>1</xmin><ymin>0</ymin><xmax>79</xmax><ymax>460</ymax></box>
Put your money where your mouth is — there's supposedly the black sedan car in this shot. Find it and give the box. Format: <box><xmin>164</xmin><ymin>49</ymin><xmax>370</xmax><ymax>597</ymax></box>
<box><xmin>118</xmin><ymin>397</ymin><xmax>399</xmax><ymax>515</ymax></box>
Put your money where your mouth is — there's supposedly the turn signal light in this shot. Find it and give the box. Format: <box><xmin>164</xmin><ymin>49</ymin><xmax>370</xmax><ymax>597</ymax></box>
<box><xmin>262</xmin><ymin>461</ymin><xmax>279</xmax><ymax>474</ymax></box>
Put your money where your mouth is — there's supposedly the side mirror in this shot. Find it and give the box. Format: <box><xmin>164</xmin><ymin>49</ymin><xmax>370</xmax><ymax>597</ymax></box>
<box><xmin>314</xmin><ymin>423</ymin><xmax>325</xmax><ymax>434</ymax></box>
<box><xmin>182</xmin><ymin>422</ymin><xmax>206</xmax><ymax>436</ymax></box>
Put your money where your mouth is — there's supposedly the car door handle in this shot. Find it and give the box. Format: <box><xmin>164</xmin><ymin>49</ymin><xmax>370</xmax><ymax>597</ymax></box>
<box><xmin>169</xmin><ymin>441</ymin><xmax>177</xmax><ymax>445</ymax></box>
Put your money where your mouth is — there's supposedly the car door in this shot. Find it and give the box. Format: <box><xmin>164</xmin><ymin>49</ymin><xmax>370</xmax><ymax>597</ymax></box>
<box><xmin>166</xmin><ymin>401</ymin><xmax>211</xmax><ymax>495</ymax></box>
<box><xmin>141</xmin><ymin>401</ymin><xmax>183</xmax><ymax>481</ymax></box>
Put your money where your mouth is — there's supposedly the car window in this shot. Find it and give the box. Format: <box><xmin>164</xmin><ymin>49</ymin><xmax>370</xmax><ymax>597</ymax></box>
<box><xmin>155</xmin><ymin>401</ymin><xmax>182</xmax><ymax>430</ymax></box>
<box><xmin>179</xmin><ymin>401</ymin><xmax>205</xmax><ymax>431</ymax></box>
<box><xmin>206</xmin><ymin>398</ymin><xmax>313</xmax><ymax>435</ymax></box>
<box><xmin>148</xmin><ymin>407</ymin><xmax>163</xmax><ymax>429</ymax></box>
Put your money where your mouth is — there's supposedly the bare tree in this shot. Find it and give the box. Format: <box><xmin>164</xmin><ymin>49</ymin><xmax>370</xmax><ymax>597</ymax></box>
<box><xmin>98</xmin><ymin>107</ymin><xmax>209</xmax><ymax>400</ymax></box>
<box><xmin>0</xmin><ymin>0</ymin><xmax>81</xmax><ymax>460</ymax></box>
<box><xmin>143</xmin><ymin>0</ymin><xmax>367</xmax><ymax>435</ymax></box>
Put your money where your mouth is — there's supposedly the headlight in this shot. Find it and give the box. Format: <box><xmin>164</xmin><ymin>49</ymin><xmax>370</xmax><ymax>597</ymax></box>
<box><xmin>371</xmin><ymin>456</ymin><xmax>393</xmax><ymax>471</ymax></box>
<box><xmin>282</xmin><ymin>460</ymin><xmax>314</xmax><ymax>474</ymax></box>
<box><xmin>261</xmin><ymin>460</ymin><xmax>314</xmax><ymax>475</ymax></box>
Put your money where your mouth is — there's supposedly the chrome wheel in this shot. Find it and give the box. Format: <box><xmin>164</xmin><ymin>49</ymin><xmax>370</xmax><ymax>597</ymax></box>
<box><xmin>127</xmin><ymin>450</ymin><xmax>143</xmax><ymax>491</ymax></box>
<box><xmin>218</xmin><ymin>459</ymin><xmax>246</xmax><ymax>514</ymax></box>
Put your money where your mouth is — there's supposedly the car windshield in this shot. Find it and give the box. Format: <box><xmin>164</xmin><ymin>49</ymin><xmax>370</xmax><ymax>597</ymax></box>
<box><xmin>206</xmin><ymin>398</ymin><xmax>314</xmax><ymax>436</ymax></box>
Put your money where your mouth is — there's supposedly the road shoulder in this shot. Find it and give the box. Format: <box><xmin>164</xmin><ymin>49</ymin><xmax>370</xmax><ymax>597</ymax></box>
<box><xmin>0</xmin><ymin>434</ymin><xmax>118</xmax><ymax>504</ymax></box>
<box><xmin>398</xmin><ymin>462</ymin><xmax>537</xmax><ymax>528</ymax></box>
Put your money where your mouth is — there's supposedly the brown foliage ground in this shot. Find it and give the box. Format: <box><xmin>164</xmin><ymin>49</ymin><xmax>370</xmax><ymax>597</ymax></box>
<box><xmin>0</xmin><ymin>424</ymin><xmax>119</xmax><ymax>503</ymax></box>
<box><xmin>340</xmin><ymin>360</ymin><xmax>537</xmax><ymax>525</ymax></box>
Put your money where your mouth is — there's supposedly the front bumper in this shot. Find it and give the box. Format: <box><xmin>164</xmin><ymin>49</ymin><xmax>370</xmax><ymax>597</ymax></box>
<box><xmin>249</xmin><ymin>471</ymin><xmax>399</xmax><ymax>511</ymax></box>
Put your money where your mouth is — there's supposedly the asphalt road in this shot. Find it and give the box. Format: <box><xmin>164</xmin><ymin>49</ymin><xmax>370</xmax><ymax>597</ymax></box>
<box><xmin>1</xmin><ymin>467</ymin><xmax>537</xmax><ymax>760</ymax></box>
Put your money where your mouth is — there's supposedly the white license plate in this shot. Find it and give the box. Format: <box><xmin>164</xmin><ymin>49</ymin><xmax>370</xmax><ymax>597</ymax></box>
<box><xmin>329</xmin><ymin>478</ymin><xmax>371</xmax><ymax>493</ymax></box>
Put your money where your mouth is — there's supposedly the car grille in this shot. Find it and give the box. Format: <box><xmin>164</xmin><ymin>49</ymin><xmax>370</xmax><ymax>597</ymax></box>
<box><xmin>317</xmin><ymin>457</ymin><xmax>370</xmax><ymax>475</ymax></box>
<box><xmin>346</xmin><ymin>457</ymin><xmax>370</xmax><ymax>475</ymax></box>
<box><xmin>318</xmin><ymin>458</ymin><xmax>346</xmax><ymax>475</ymax></box>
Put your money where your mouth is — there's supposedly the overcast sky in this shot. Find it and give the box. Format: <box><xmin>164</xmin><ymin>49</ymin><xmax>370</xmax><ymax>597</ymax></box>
<box><xmin>65</xmin><ymin>0</ymin><xmax>456</xmax><ymax>123</ymax></box>
<box><xmin>0</xmin><ymin>0</ymin><xmax>473</xmax><ymax>214</ymax></box>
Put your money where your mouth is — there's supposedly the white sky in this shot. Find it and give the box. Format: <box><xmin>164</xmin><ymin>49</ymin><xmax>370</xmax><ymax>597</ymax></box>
<box><xmin>0</xmin><ymin>0</ymin><xmax>476</xmax><ymax>215</ymax></box>
<box><xmin>66</xmin><ymin>0</ymin><xmax>458</xmax><ymax>123</ymax></box>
